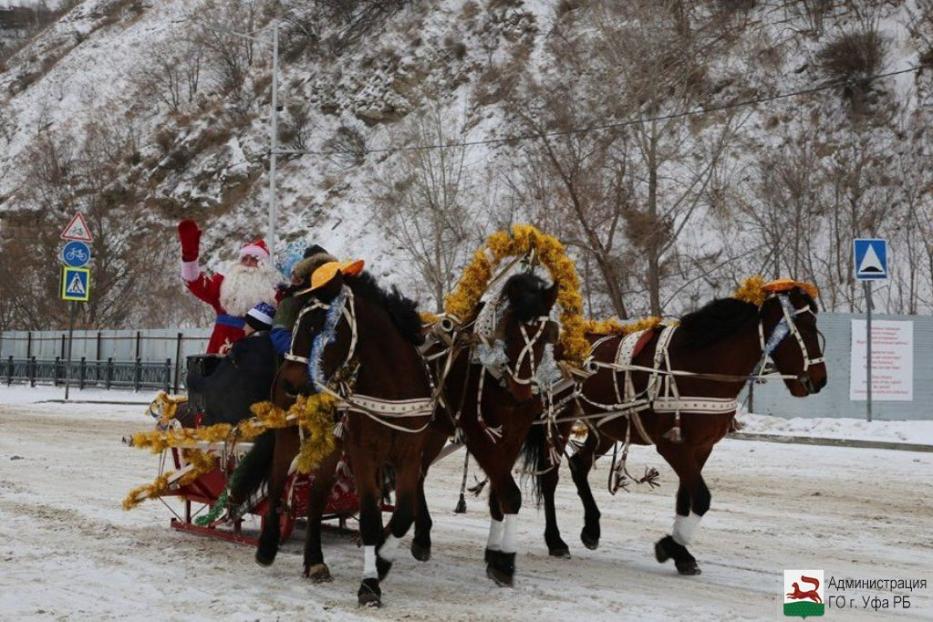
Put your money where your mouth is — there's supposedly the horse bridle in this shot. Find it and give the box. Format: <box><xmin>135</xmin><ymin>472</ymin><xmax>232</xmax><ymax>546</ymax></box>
<box><xmin>284</xmin><ymin>286</ymin><xmax>359</xmax><ymax>391</ymax></box>
<box><xmin>478</xmin><ymin>314</ymin><xmax>557</xmax><ymax>389</ymax></box>
<box><xmin>757</xmin><ymin>292</ymin><xmax>825</xmax><ymax>393</ymax></box>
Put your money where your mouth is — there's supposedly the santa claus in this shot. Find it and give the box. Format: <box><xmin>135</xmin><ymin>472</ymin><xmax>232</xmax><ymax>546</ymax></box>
<box><xmin>178</xmin><ymin>219</ymin><xmax>281</xmax><ymax>354</ymax></box>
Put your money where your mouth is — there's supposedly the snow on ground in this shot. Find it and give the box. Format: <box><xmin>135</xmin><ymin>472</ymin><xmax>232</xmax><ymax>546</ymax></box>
<box><xmin>6</xmin><ymin>384</ymin><xmax>933</xmax><ymax>445</ymax></box>
<box><xmin>739</xmin><ymin>412</ymin><xmax>933</xmax><ymax>445</ymax></box>
<box><xmin>1</xmin><ymin>386</ymin><xmax>932</xmax><ymax>620</ymax></box>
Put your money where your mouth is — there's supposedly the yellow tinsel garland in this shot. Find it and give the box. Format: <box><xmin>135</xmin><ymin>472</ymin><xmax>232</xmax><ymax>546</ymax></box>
<box><xmin>582</xmin><ymin>316</ymin><xmax>664</xmax><ymax>336</ymax></box>
<box><xmin>732</xmin><ymin>275</ymin><xmax>768</xmax><ymax>306</ymax></box>
<box><xmin>732</xmin><ymin>275</ymin><xmax>819</xmax><ymax>306</ymax></box>
<box><xmin>125</xmin><ymin>394</ymin><xmax>338</xmax><ymax>509</ymax></box>
<box><xmin>292</xmin><ymin>393</ymin><xmax>338</xmax><ymax>474</ymax></box>
<box><xmin>444</xmin><ymin>224</ymin><xmax>589</xmax><ymax>364</ymax></box>
<box><xmin>121</xmin><ymin>449</ymin><xmax>217</xmax><ymax>510</ymax></box>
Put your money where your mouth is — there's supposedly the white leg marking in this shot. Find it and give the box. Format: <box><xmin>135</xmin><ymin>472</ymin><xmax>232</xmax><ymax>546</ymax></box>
<box><xmin>487</xmin><ymin>518</ymin><xmax>504</xmax><ymax>551</ymax></box>
<box><xmin>363</xmin><ymin>544</ymin><xmax>378</xmax><ymax>579</ymax></box>
<box><xmin>501</xmin><ymin>514</ymin><xmax>518</xmax><ymax>554</ymax></box>
<box><xmin>379</xmin><ymin>534</ymin><xmax>400</xmax><ymax>563</ymax></box>
<box><xmin>672</xmin><ymin>512</ymin><xmax>702</xmax><ymax>546</ymax></box>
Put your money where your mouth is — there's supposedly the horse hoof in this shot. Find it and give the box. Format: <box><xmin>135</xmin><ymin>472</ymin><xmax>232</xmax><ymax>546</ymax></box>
<box><xmin>655</xmin><ymin>535</ymin><xmax>700</xmax><ymax>574</ymax></box>
<box><xmin>376</xmin><ymin>556</ymin><xmax>393</xmax><ymax>581</ymax></box>
<box><xmin>485</xmin><ymin>550</ymin><xmax>516</xmax><ymax>587</ymax></box>
<box><xmin>486</xmin><ymin>564</ymin><xmax>514</xmax><ymax>587</ymax></box>
<box><xmin>254</xmin><ymin>551</ymin><xmax>275</xmax><ymax>567</ymax></box>
<box><xmin>410</xmin><ymin>541</ymin><xmax>431</xmax><ymax>562</ymax></box>
<box><xmin>357</xmin><ymin>578</ymin><xmax>382</xmax><ymax>608</ymax></box>
<box><xmin>548</xmin><ymin>545</ymin><xmax>571</xmax><ymax>559</ymax></box>
<box><xmin>580</xmin><ymin>530</ymin><xmax>599</xmax><ymax>550</ymax></box>
<box><xmin>305</xmin><ymin>563</ymin><xmax>333</xmax><ymax>583</ymax></box>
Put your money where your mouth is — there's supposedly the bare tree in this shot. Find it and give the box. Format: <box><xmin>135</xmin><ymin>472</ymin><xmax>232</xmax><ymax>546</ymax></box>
<box><xmin>0</xmin><ymin>115</ymin><xmax>205</xmax><ymax>330</ymax></box>
<box><xmin>370</xmin><ymin>107</ymin><xmax>479</xmax><ymax>312</ymax></box>
<box><xmin>137</xmin><ymin>35</ymin><xmax>203</xmax><ymax>113</ymax></box>
<box><xmin>189</xmin><ymin>0</ymin><xmax>262</xmax><ymax>101</ymax></box>
<box><xmin>506</xmin><ymin>0</ymin><xmax>743</xmax><ymax>317</ymax></box>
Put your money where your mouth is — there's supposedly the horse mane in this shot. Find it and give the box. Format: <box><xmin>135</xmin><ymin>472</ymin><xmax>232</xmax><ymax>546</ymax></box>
<box><xmin>503</xmin><ymin>272</ymin><xmax>552</xmax><ymax>322</ymax></box>
<box><xmin>677</xmin><ymin>297</ymin><xmax>759</xmax><ymax>349</ymax></box>
<box><xmin>345</xmin><ymin>271</ymin><xmax>425</xmax><ymax>346</ymax></box>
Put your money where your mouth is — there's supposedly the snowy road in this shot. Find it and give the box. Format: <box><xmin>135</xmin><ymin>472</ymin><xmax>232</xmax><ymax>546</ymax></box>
<box><xmin>1</xmin><ymin>400</ymin><xmax>931</xmax><ymax>621</ymax></box>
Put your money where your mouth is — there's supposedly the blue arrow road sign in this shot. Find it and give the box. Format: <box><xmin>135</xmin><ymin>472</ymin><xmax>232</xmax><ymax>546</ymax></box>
<box><xmin>60</xmin><ymin>240</ymin><xmax>91</xmax><ymax>268</ymax></box>
<box><xmin>853</xmin><ymin>238</ymin><xmax>888</xmax><ymax>281</ymax></box>
<box><xmin>61</xmin><ymin>267</ymin><xmax>90</xmax><ymax>302</ymax></box>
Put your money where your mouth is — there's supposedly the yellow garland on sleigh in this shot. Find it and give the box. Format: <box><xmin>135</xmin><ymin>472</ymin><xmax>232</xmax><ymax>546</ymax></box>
<box><xmin>444</xmin><ymin>224</ymin><xmax>589</xmax><ymax>365</ymax></box>
<box><xmin>122</xmin><ymin>449</ymin><xmax>217</xmax><ymax>510</ymax></box>
<box><xmin>249</xmin><ymin>393</ymin><xmax>338</xmax><ymax>475</ymax></box>
<box><xmin>124</xmin><ymin>394</ymin><xmax>338</xmax><ymax>509</ymax></box>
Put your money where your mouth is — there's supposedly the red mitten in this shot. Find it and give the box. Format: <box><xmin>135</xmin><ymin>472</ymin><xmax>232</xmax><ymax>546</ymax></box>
<box><xmin>177</xmin><ymin>219</ymin><xmax>201</xmax><ymax>262</ymax></box>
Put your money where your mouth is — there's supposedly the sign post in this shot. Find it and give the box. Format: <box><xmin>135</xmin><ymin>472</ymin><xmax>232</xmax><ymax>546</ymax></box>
<box><xmin>60</xmin><ymin>213</ymin><xmax>94</xmax><ymax>400</ymax></box>
<box><xmin>853</xmin><ymin>238</ymin><xmax>888</xmax><ymax>422</ymax></box>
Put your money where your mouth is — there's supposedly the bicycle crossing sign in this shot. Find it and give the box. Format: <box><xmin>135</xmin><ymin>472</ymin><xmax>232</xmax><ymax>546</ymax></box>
<box><xmin>60</xmin><ymin>212</ymin><xmax>93</xmax><ymax>242</ymax></box>
<box><xmin>61</xmin><ymin>266</ymin><xmax>91</xmax><ymax>302</ymax></box>
<box><xmin>60</xmin><ymin>240</ymin><xmax>91</xmax><ymax>268</ymax></box>
<box><xmin>853</xmin><ymin>238</ymin><xmax>888</xmax><ymax>281</ymax></box>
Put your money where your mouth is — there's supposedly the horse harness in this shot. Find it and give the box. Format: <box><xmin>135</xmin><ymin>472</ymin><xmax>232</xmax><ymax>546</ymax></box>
<box><xmin>285</xmin><ymin>285</ymin><xmax>435</xmax><ymax>435</ymax></box>
<box><xmin>421</xmin><ymin>307</ymin><xmax>557</xmax><ymax>444</ymax></box>
<box><xmin>540</xmin><ymin>292</ymin><xmax>824</xmax><ymax>491</ymax></box>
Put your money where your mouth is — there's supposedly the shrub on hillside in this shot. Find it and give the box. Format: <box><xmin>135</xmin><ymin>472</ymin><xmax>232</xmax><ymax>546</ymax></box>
<box><xmin>818</xmin><ymin>28</ymin><xmax>887</xmax><ymax>112</ymax></box>
<box><xmin>818</xmin><ymin>28</ymin><xmax>886</xmax><ymax>85</ymax></box>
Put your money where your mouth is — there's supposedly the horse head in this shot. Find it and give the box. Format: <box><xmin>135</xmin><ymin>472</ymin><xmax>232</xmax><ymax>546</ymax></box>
<box><xmin>272</xmin><ymin>273</ymin><xmax>347</xmax><ymax>404</ymax></box>
<box><xmin>758</xmin><ymin>285</ymin><xmax>827</xmax><ymax>397</ymax></box>
<box><xmin>475</xmin><ymin>273</ymin><xmax>560</xmax><ymax>404</ymax></box>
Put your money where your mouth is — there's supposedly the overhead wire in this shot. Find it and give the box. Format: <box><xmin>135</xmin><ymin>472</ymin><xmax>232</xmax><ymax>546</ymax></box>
<box><xmin>274</xmin><ymin>65</ymin><xmax>922</xmax><ymax>158</ymax></box>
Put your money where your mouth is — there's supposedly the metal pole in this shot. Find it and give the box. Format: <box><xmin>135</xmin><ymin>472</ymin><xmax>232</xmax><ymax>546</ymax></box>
<box><xmin>64</xmin><ymin>302</ymin><xmax>76</xmax><ymax>400</ymax></box>
<box><xmin>267</xmin><ymin>21</ymin><xmax>279</xmax><ymax>256</ymax></box>
<box><xmin>864</xmin><ymin>281</ymin><xmax>873</xmax><ymax>422</ymax></box>
<box><xmin>173</xmin><ymin>331</ymin><xmax>183</xmax><ymax>394</ymax></box>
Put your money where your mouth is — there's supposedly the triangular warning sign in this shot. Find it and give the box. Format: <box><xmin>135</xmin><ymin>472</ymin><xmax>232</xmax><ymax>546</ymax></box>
<box><xmin>66</xmin><ymin>273</ymin><xmax>86</xmax><ymax>295</ymax></box>
<box><xmin>61</xmin><ymin>212</ymin><xmax>93</xmax><ymax>242</ymax></box>
<box><xmin>858</xmin><ymin>244</ymin><xmax>884</xmax><ymax>274</ymax></box>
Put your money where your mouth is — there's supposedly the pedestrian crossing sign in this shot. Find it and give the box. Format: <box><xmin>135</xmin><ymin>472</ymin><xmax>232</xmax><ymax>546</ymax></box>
<box><xmin>853</xmin><ymin>239</ymin><xmax>888</xmax><ymax>281</ymax></box>
<box><xmin>61</xmin><ymin>266</ymin><xmax>90</xmax><ymax>302</ymax></box>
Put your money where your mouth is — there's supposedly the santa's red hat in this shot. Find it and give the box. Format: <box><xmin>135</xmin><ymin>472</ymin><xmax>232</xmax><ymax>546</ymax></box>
<box><xmin>239</xmin><ymin>239</ymin><xmax>270</xmax><ymax>260</ymax></box>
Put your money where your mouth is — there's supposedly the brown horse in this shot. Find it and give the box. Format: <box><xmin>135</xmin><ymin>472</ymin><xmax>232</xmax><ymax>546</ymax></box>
<box><xmin>411</xmin><ymin>272</ymin><xmax>560</xmax><ymax>586</ymax></box>
<box><xmin>524</xmin><ymin>284</ymin><xmax>827</xmax><ymax>575</ymax></box>
<box><xmin>262</xmin><ymin>269</ymin><xmax>434</xmax><ymax>607</ymax></box>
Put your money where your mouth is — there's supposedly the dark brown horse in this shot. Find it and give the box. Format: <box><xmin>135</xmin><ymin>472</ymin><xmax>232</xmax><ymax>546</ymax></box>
<box><xmin>524</xmin><ymin>284</ymin><xmax>827</xmax><ymax>575</ymax></box>
<box><xmin>411</xmin><ymin>272</ymin><xmax>560</xmax><ymax>586</ymax></box>
<box><xmin>262</xmin><ymin>269</ymin><xmax>434</xmax><ymax>607</ymax></box>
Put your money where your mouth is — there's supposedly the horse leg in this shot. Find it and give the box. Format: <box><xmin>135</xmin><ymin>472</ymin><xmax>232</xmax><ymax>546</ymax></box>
<box><xmin>352</xmin><ymin>454</ymin><xmax>385</xmax><ymax>607</ymax></box>
<box><xmin>484</xmin><ymin>474</ymin><xmax>522</xmax><ymax>587</ymax></box>
<box><xmin>540</xmin><ymin>463</ymin><xmax>569</xmax><ymax>557</ymax></box>
<box><xmin>654</xmin><ymin>443</ymin><xmax>712</xmax><ymax>576</ymax></box>
<box><xmin>255</xmin><ymin>429</ymin><xmax>296</xmax><ymax>566</ymax></box>
<box><xmin>303</xmin><ymin>450</ymin><xmax>342</xmax><ymax>583</ymax></box>
<box><xmin>484</xmin><ymin>488</ymin><xmax>504</xmax><ymax>565</ymax></box>
<box><xmin>537</xmin><ymin>423</ymin><xmax>574</xmax><ymax>557</ymax></box>
<box><xmin>571</xmin><ymin>433</ymin><xmax>610</xmax><ymax>550</ymax></box>
<box><xmin>376</xmin><ymin>457</ymin><xmax>421</xmax><ymax>580</ymax></box>
<box><xmin>411</xmin><ymin>430</ymin><xmax>446</xmax><ymax>562</ymax></box>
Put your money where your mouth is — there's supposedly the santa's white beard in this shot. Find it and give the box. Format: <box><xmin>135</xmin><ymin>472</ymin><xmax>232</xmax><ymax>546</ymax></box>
<box><xmin>219</xmin><ymin>261</ymin><xmax>280</xmax><ymax>316</ymax></box>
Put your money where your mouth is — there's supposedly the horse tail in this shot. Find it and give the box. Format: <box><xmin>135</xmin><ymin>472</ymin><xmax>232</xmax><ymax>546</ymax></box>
<box><xmin>520</xmin><ymin>423</ymin><xmax>547</xmax><ymax>507</ymax></box>
<box><xmin>801</xmin><ymin>576</ymin><xmax>820</xmax><ymax>590</ymax></box>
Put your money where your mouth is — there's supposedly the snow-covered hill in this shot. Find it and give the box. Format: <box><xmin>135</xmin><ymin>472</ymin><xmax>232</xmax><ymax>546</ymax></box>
<box><xmin>0</xmin><ymin>0</ymin><xmax>930</xmax><ymax>329</ymax></box>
